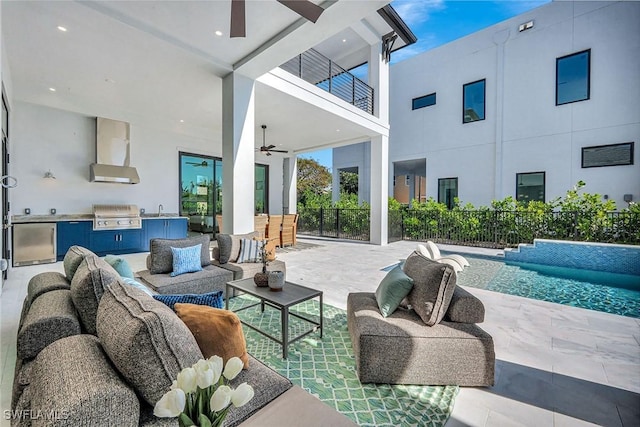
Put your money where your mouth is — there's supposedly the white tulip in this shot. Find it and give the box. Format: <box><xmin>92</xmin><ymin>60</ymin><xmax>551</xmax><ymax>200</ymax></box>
<box><xmin>231</xmin><ymin>383</ymin><xmax>254</xmax><ymax>408</ymax></box>
<box><xmin>222</xmin><ymin>357</ymin><xmax>244</xmax><ymax>381</ymax></box>
<box><xmin>208</xmin><ymin>355</ymin><xmax>223</xmax><ymax>384</ymax></box>
<box><xmin>196</xmin><ymin>366</ymin><xmax>214</xmax><ymax>389</ymax></box>
<box><xmin>176</xmin><ymin>367</ymin><xmax>197</xmax><ymax>394</ymax></box>
<box><xmin>153</xmin><ymin>388</ymin><xmax>186</xmax><ymax>418</ymax></box>
<box><xmin>210</xmin><ymin>385</ymin><xmax>232</xmax><ymax>412</ymax></box>
<box><xmin>169</xmin><ymin>380</ymin><xmax>178</xmax><ymax>390</ymax></box>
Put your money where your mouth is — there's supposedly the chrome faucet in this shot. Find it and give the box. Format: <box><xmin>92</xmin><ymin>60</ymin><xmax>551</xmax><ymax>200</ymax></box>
<box><xmin>158</xmin><ymin>204</ymin><xmax>163</xmax><ymax>216</ymax></box>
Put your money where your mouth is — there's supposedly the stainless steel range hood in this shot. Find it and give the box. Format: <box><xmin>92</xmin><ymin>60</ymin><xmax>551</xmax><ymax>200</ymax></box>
<box><xmin>90</xmin><ymin>117</ymin><xmax>140</xmax><ymax>184</ymax></box>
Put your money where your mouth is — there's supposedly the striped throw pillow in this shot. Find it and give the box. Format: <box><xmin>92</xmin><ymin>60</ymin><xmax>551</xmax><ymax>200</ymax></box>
<box><xmin>170</xmin><ymin>244</ymin><xmax>203</xmax><ymax>277</ymax></box>
<box><xmin>237</xmin><ymin>239</ymin><xmax>263</xmax><ymax>263</ymax></box>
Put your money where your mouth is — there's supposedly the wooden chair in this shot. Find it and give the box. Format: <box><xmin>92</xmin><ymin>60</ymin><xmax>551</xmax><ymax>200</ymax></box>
<box><xmin>215</xmin><ymin>215</ymin><xmax>223</xmax><ymax>234</ymax></box>
<box><xmin>254</xmin><ymin>215</ymin><xmax>268</xmax><ymax>239</ymax></box>
<box><xmin>267</xmin><ymin>215</ymin><xmax>283</xmax><ymax>247</ymax></box>
<box><xmin>280</xmin><ymin>214</ymin><xmax>297</xmax><ymax>247</ymax></box>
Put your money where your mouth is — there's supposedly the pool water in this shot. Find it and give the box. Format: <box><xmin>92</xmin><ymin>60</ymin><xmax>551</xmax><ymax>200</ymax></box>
<box><xmin>455</xmin><ymin>255</ymin><xmax>640</xmax><ymax>318</ymax></box>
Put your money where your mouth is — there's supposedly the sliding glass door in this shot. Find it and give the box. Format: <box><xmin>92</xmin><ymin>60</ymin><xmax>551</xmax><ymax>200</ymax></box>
<box><xmin>179</xmin><ymin>153</ymin><xmax>269</xmax><ymax>235</ymax></box>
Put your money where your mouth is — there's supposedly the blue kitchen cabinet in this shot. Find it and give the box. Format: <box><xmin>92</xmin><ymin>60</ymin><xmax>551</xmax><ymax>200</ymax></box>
<box><xmin>141</xmin><ymin>218</ymin><xmax>188</xmax><ymax>250</ymax></box>
<box><xmin>90</xmin><ymin>229</ymin><xmax>143</xmax><ymax>255</ymax></box>
<box><xmin>57</xmin><ymin>221</ymin><xmax>92</xmax><ymax>260</ymax></box>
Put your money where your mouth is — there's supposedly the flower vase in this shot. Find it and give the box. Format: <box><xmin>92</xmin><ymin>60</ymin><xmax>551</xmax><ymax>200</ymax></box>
<box><xmin>268</xmin><ymin>271</ymin><xmax>285</xmax><ymax>292</ymax></box>
<box><xmin>254</xmin><ymin>267</ymin><xmax>269</xmax><ymax>287</ymax></box>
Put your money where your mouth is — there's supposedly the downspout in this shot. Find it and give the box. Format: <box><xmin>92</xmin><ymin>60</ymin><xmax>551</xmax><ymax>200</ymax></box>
<box><xmin>492</xmin><ymin>29</ymin><xmax>510</xmax><ymax>200</ymax></box>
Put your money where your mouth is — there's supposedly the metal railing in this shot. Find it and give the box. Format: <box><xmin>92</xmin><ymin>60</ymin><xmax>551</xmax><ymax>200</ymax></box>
<box><xmin>298</xmin><ymin>208</ymin><xmax>640</xmax><ymax>247</ymax></box>
<box><xmin>297</xmin><ymin>208</ymin><xmax>370</xmax><ymax>241</ymax></box>
<box><xmin>280</xmin><ymin>49</ymin><xmax>374</xmax><ymax>115</ymax></box>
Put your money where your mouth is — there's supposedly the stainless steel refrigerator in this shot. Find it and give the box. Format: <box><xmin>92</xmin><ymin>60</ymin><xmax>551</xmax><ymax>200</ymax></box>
<box><xmin>13</xmin><ymin>223</ymin><xmax>56</xmax><ymax>266</ymax></box>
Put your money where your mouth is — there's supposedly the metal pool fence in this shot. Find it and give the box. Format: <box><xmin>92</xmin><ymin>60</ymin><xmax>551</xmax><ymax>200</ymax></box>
<box><xmin>297</xmin><ymin>208</ymin><xmax>640</xmax><ymax>247</ymax></box>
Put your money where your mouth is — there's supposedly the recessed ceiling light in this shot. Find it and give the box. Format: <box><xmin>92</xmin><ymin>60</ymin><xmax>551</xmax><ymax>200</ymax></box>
<box><xmin>215</xmin><ymin>30</ymin><xmax>223</xmax><ymax>36</ymax></box>
<box><xmin>179</xmin><ymin>119</ymin><xmax>184</xmax><ymax>123</ymax></box>
<box><xmin>57</xmin><ymin>26</ymin><xmax>67</xmax><ymax>32</ymax></box>
<box><xmin>336</xmin><ymin>129</ymin><xmax>340</xmax><ymax>132</ymax></box>
<box><xmin>342</xmin><ymin>39</ymin><xmax>346</xmax><ymax>43</ymax></box>
<box><xmin>49</xmin><ymin>87</ymin><xmax>56</xmax><ymax>92</ymax></box>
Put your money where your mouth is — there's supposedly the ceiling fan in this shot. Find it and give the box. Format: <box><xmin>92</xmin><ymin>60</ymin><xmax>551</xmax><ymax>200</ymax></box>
<box><xmin>187</xmin><ymin>160</ymin><xmax>209</xmax><ymax>167</ymax></box>
<box><xmin>230</xmin><ymin>0</ymin><xmax>325</xmax><ymax>38</ymax></box>
<box><xmin>258</xmin><ymin>125</ymin><xmax>288</xmax><ymax>156</ymax></box>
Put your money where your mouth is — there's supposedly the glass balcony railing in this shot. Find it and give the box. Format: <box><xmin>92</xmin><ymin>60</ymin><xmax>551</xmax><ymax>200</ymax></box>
<box><xmin>280</xmin><ymin>48</ymin><xmax>374</xmax><ymax>115</ymax></box>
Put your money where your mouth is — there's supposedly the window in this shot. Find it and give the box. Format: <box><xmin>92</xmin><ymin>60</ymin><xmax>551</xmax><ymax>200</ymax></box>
<box><xmin>438</xmin><ymin>178</ymin><xmax>458</xmax><ymax>209</ymax></box>
<box><xmin>463</xmin><ymin>79</ymin><xmax>485</xmax><ymax>123</ymax></box>
<box><xmin>412</xmin><ymin>93</ymin><xmax>436</xmax><ymax>110</ymax></box>
<box><xmin>255</xmin><ymin>164</ymin><xmax>268</xmax><ymax>213</ymax></box>
<box><xmin>405</xmin><ymin>175</ymin><xmax>411</xmax><ymax>186</ymax></box>
<box><xmin>516</xmin><ymin>172</ymin><xmax>545</xmax><ymax>203</ymax></box>
<box><xmin>582</xmin><ymin>142</ymin><xmax>634</xmax><ymax>168</ymax></box>
<box><xmin>556</xmin><ymin>50</ymin><xmax>590</xmax><ymax>105</ymax></box>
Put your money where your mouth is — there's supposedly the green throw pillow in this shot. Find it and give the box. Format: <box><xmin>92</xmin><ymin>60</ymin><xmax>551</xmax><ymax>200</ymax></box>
<box><xmin>375</xmin><ymin>265</ymin><xmax>414</xmax><ymax>317</ymax></box>
<box><xmin>104</xmin><ymin>255</ymin><xmax>135</xmax><ymax>279</ymax></box>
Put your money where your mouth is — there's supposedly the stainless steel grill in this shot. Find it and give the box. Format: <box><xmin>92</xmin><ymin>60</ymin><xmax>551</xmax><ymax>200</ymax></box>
<box><xmin>93</xmin><ymin>204</ymin><xmax>142</xmax><ymax>230</ymax></box>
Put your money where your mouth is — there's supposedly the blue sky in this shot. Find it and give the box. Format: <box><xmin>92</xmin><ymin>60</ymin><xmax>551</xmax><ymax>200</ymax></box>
<box><xmin>299</xmin><ymin>0</ymin><xmax>550</xmax><ymax>170</ymax></box>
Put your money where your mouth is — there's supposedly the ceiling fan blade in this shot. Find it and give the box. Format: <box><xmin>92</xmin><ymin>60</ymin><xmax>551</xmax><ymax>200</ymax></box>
<box><xmin>269</xmin><ymin>149</ymin><xmax>289</xmax><ymax>153</ymax></box>
<box><xmin>266</xmin><ymin>144</ymin><xmax>277</xmax><ymax>150</ymax></box>
<box><xmin>230</xmin><ymin>0</ymin><xmax>246</xmax><ymax>38</ymax></box>
<box><xmin>277</xmin><ymin>0</ymin><xmax>324</xmax><ymax>23</ymax></box>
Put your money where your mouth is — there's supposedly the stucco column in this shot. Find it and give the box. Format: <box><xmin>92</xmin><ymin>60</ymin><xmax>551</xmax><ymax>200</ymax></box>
<box><xmin>369</xmin><ymin>42</ymin><xmax>389</xmax><ymax>122</ymax></box>
<box><xmin>370</xmin><ymin>135</ymin><xmax>388</xmax><ymax>245</ymax></box>
<box><xmin>222</xmin><ymin>72</ymin><xmax>255</xmax><ymax>234</ymax></box>
<box><xmin>283</xmin><ymin>156</ymin><xmax>297</xmax><ymax>214</ymax></box>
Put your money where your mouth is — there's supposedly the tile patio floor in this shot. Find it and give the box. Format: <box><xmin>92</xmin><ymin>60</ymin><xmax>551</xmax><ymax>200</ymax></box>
<box><xmin>1</xmin><ymin>238</ymin><xmax>638</xmax><ymax>426</ymax></box>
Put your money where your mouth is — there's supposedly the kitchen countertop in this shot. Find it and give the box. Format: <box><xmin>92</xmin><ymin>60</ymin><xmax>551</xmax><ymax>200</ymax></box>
<box><xmin>11</xmin><ymin>213</ymin><xmax>185</xmax><ymax>223</ymax></box>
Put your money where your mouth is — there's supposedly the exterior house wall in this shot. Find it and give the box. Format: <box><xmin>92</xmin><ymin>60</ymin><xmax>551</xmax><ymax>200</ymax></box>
<box><xmin>333</xmin><ymin>141</ymin><xmax>370</xmax><ymax>204</ymax></box>
<box><xmin>336</xmin><ymin>1</ymin><xmax>640</xmax><ymax>209</ymax></box>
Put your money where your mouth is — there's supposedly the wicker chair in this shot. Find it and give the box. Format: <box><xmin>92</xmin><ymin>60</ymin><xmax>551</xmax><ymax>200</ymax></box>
<box><xmin>254</xmin><ymin>215</ymin><xmax>268</xmax><ymax>239</ymax></box>
<box><xmin>267</xmin><ymin>215</ymin><xmax>283</xmax><ymax>247</ymax></box>
<box><xmin>280</xmin><ymin>214</ymin><xmax>298</xmax><ymax>247</ymax></box>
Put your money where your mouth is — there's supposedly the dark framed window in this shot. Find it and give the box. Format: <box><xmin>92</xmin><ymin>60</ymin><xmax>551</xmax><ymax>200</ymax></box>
<box><xmin>255</xmin><ymin>164</ymin><xmax>269</xmax><ymax>213</ymax></box>
<box><xmin>438</xmin><ymin>178</ymin><xmax>458</xmax><ymax>209</ymax></box>
<box><xmin>516</xmin><ymin>172</ymin><xmax>545</xmax><ymax>203</ymax></box>
<box><xmin>582</xmin><ymin>142</ymin><xmax>634</xmax><ymax>168</ymax></box>
<box><xmin>412</xmin><ymin>93</ymin><xmax>436</xmax><ymax>110</ymax></box>
<box><xmin>463</xmin><ymin>79</ymin><xmax>485</xmax><ymax>123</ymax></box>
<box><xmin>556</xmin><ymin>49</ymin><xmax>590</xmax><ymax>105</ymax></box>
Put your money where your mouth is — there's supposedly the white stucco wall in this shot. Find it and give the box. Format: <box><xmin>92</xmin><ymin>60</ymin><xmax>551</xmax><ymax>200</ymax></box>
<box><xmin>333</xmin><ymin>141</ymin><xmax>370</xmax><ymax>204</ymax></box>
<box><xmin>339</xmin><ymin>1</ymin><xmax>640</xmax><ymax>208</ymax></box>
<box><xmin>10</xmin><ymin>102</ymin><xmax>284</xmax><ymax>217</ymax></box>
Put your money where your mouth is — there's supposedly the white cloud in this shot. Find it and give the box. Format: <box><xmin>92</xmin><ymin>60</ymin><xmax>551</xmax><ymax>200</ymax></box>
<box><xmin>391</xmin><ymin>0</ymin><xmax>446</xmax><ymax>28</ymax></box>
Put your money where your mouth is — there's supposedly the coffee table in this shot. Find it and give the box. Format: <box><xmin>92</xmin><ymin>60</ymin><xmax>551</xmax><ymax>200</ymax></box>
<box><xmin>226</xmin><ymin>278</ymin><xmax>323</xmax><ymax>359</ymax></box>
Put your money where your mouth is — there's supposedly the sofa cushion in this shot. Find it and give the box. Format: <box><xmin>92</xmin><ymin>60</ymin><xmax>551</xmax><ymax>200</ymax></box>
<box><xmin>149</xmin><ymin>235</ymin><xmax>211</xmax><ymax>274</ymax></box>
<box><xmin>62</xmin><ymin>245</ymin><xmax>95</xmax><ymax>280</ymax></box>
<box><xmin>138</xmin><ymin>264</ymin><xmax>233</xmax><ymax>295</ymax></box>
<box><xmin>404</xmin><ymin>251</ymin><xmax>457</xmax><ymax>326</ymax></box>
<box><xmin>31</xmin><ymin>335</ymin><xmax>140</xmax><ymax>426</ymax></box>
<box><xmin>153</xmin><ymin>290</ymin><xmax>224</xmax><ymax>311</ymax></box>
<box><xmin>17</xmin><ymin>289</ymin><xmax>81</xmax><ymax>359</ymax></box>
<box><xmin>375</xmin><ymin>265</ymin><xmax>414</xmax><ymax>317</ymax></box>
<box><xmin>70</xmin><ymin>255</ymin><xmax>121</xmax><ymax>334</ymax></box>
<box><xmin>211</xmin><ymin>259</ymin><xmax>286</xmax><ymax>281</ymax></box>
<box><xmin>229</xmin><ymin>232</ymin><xmax>259</xmax><ymax>263</ymax></box>
<box><xmin>26</xmin><ymin>271</ymin><xmax>70</xmax><ymax>306</ymax></box>
<box><xmin>216</xmin><ymin>233</ymin><xmax>233</xmax><ymax>264</ymax></box>
<box><xmin>444</xmin><ymin>286</ymin><xmax>485</xmax><ymax>323</ymax></box>
<box><xmin>11</xmin><ymin>358</ymin><xmax>34</xmax><ymax>413</ymax></box>
<box><xmin>175</xmin><ymin>303</ymin><xmax>249</xmax><ymax>369</ymax></box>
<box><xmin>96</xmin><ymin>281</ymin><xmax>203</xmax><ymax>406</ymax></box>
<box><xmin>170</xmin><ymin>244</ymin><xmax>203</xmax><ymax>276</ymax></box>
<box><xmin>237</xmin><ymin>238</ymin><xmax>263</xmax><ymax>263</ymax></box>
<box><xmin>105</xmin><ymin>254</ymin><xmax>135</xmax><ymax>279</ymax></box>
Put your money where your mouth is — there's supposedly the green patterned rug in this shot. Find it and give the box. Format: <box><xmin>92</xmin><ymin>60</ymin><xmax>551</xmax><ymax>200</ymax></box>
<box><xmin>228</xmin><ymin>295</ymin><xmax>459</xmax><ymax>426</ymax></box>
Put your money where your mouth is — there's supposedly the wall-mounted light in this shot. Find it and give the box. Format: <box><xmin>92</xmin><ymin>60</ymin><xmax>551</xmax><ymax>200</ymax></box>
<box><xmin>43</xmin><ymin>170</ymin><xmax>56</xmax><ymax>179</ymax></box>
<box><xmin>518</xmin><ymin>20</ymin><xmax>534</xmax><ymax>32</ymax></box>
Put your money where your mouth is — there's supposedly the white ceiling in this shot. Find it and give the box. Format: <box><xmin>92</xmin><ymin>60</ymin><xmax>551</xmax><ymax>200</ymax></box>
<box><xmin>2</xmin><ymin>0</ymin><xmax>398</xmax><ymax>155</ymax></box>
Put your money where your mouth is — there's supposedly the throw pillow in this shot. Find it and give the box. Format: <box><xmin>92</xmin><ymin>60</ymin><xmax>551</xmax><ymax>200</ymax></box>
<box><xmin>375</xmin><ymin>265</ymin><xmax>414</xmax><ymax>317</ymax></box>
<box><xmin>122</xmin><ymin>277</ymin><xmax>154</xmax><ymax>296</ymax></box>
<box><xmin>404</xmin><ymin>251</ymin><xmax>457</xmax><ymax>326</ymax></box>
<box><xmin>229</xmin><ymin>232</ymin><xmax>260</xmax><ymax>263</ymax></box>
<box><xmin>237</xmin><ymin>239</ymin><xmax>263</xmax><ymax>263</ymax></box>
<box><xmin>96</xmin><ymin>281</ymin><xmax>203</xmax><ymax>405</ymax></box>
<box><xmin>175</xmin><ymin>303</ymin><xmax>249</xmax><ymax>369</ymax></box>
<box><xmin>148</xmin><ymin>235</ymin><xmax>211</xmax><ymax>274</ymax></box>
<box><xmin>170</xmin><ymin>244</ymin><xmax>203</xmax><ymax>277</ymax></box>
<box><xmin>153</xmin><ymin>291</ymin><xmax>224</xmax><ymax>311</ymax></box>
<box><xmin>104</xmin><ymin>255</ymin><xmax>135</xmax><ymax>279</ymax></box>
<box><xmin>216</xmin><ymin>234</ymin><xmax>233</xmax><ymax>264</ymax></box>
<box><xmin>62</xmin><ymin>246</ymin><xmax>95</xmax><ymax>281</ymax></box>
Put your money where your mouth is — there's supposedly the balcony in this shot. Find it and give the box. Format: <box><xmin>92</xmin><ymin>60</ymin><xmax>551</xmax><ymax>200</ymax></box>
<box><xmin>280</xmin><ymin>49</ymin><xmax>374</xmax><ymax>115</ymax></box>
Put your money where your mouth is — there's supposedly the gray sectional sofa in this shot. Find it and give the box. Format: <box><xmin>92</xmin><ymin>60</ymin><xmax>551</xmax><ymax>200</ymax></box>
<box><xmin>12</xmin><ymin>245</ymin><xmax>354</xmax><ymax>427</ymax></box>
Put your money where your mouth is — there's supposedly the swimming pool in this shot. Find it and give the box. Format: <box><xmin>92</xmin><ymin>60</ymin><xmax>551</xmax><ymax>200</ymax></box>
<box><xmin>455</xmin><ymin>254</ymin><xmax>640</xmax><ymax>318</ymax></box>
